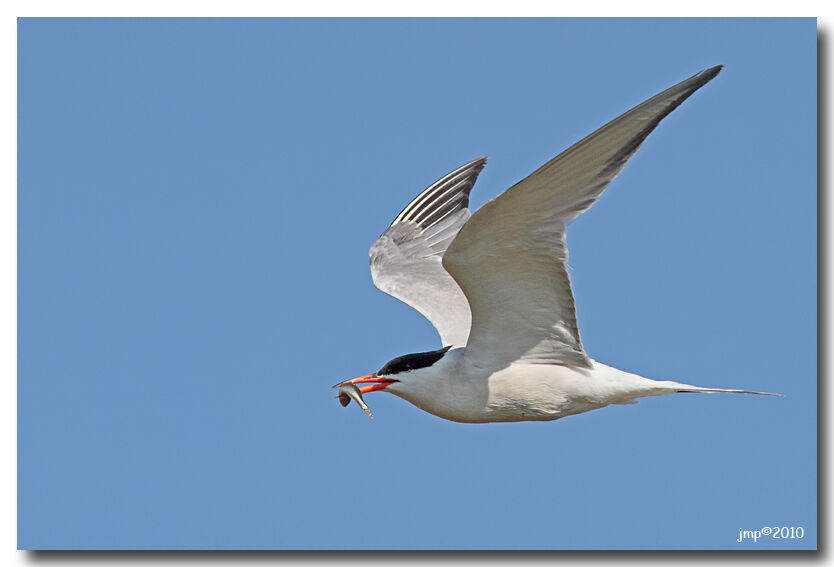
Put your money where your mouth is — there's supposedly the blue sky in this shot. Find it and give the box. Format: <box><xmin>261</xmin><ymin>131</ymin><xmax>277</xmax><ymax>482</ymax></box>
<box><xmin>18</xmin><ymin>18</ymin><xmax>816</xmax><ymax>550</ymax></box>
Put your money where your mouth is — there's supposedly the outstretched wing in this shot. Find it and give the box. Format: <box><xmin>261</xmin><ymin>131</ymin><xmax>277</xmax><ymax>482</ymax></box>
<box><xmin>370</xmin><ymin>157</ymin><xmax>487</xmax><ymax>347</ymax></box>
<box><xmin>443</xmin><ymin>66</ymin><xmax>723</xmax><ymax>369</ymax></box>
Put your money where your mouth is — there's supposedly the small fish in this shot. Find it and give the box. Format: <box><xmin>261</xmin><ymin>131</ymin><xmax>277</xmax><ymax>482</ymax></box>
<box><xmin>336</xmin><ymin>383</ymin><xmax>373</xmax><ymax>419</ymax></box>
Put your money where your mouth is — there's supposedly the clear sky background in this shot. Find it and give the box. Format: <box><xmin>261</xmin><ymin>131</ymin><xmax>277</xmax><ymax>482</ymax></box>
<box><xmin>18</xmin><ymin>18</ymin><xmax>816</xmax><ymax>550</ymax></box>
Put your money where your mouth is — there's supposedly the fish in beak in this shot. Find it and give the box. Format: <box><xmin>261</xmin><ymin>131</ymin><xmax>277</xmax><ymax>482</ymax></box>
<box><xmin>331</xmin><ymin>374</ymin><xmax>398</xmax><ymax>419</ymax></box>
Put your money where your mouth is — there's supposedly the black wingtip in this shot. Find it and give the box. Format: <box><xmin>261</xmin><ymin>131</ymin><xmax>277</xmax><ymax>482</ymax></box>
<box><xmin>464</xmin><ymin>156</ymin><xmax>489</xmax><ymax>178</ymax></box>
<box><xmin>390</xmin><ymin>156</ymin><xmax>489</xmax><ymax>229</ymax></box>
<box><xmin>686</xmin><ymin>64</ymin><xmax>723</xmax><ymax>91</ymax></box>
<box><xmin>701</xmin><ymin>64</ymin><xmax>723</xmax><ymax>80</ymax></box>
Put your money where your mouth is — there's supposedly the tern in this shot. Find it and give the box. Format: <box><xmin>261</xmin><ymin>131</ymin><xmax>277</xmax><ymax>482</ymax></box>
<box><xmin>334</xmin><ymin>65</ymin><xmax>777</xmax><ymax>423</ymax></box>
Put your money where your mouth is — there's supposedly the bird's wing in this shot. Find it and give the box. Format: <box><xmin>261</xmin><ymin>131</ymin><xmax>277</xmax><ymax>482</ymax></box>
<box><xmin>442</xmin><ymin>66</ymin><xmax>723</xmax><ymax>369</ymax></box>
<box><xmin>370</xmin><ymin>157</ymin><xmax>487</xmax><ymax>347</ymax></box>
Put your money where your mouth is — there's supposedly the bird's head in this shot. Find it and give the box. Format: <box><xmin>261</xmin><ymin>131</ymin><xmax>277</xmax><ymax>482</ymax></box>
<box><xmin>332</xmin><ymin>346</ymin><xmax>452</xmax><ymax>406</ymax></box>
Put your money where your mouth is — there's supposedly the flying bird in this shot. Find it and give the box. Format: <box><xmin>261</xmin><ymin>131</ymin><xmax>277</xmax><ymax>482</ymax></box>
<box><xmin>333</xmin><ymin>65</ymin><xmax>777</xmax><ymax>423</ymax></box>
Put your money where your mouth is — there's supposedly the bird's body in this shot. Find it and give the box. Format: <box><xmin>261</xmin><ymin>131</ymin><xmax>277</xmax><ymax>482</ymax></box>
<box><xmin>384</xmin><ymin>350</ymin><xmax>756</xmax><ymax>423</ymax></box>
<box><xmin>384</xmin><ymin>350</ymin><xmax>638</xmax><ymax>423</ymax></box>
<box><xmin>334</xmin><ymin>65</ymin><xmax>777</xmax><ymax>423</ymax></box>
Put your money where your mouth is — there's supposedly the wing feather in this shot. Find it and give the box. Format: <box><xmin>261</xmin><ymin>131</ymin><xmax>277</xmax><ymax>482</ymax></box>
<box><xmin>370</xmin><ymin>157</ymin><xmax>487</xmax><ymax>347</ymax></box>
<box><xmin>442</xmin><ymin>66</ymin><xmax>723</xmax><ymax>368</ymax></box>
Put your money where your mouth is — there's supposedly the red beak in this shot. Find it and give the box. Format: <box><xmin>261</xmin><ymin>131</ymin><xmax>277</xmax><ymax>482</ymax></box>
<box><xmin>332</xmin><ymin>374</ymin><xmax>398</xmax><ymax>394</ymax></box>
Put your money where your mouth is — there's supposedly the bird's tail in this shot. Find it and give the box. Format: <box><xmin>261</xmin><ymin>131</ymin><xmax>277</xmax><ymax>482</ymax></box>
<box><xmin>658</xmin><ymin>381</ymin><xmax>783</xmax><ymax>397</ymax></box>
